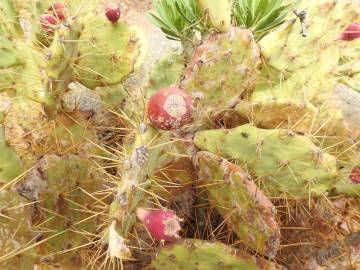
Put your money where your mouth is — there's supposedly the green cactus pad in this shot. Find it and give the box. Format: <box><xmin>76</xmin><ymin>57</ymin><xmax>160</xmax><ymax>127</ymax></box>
<box><xmin>260</xmin><ymin>1</ymin><xmax>347</xmax><ymax>72</ymax></box>
<box><xmin>0</xmin><ymin>37</ymin><xmax>23</xmax><ymax>70</ymax></box>
<box><xmin>248</xmin><ymin>70</ymin><xmax>355</xmax><ymax>149</ymax></box>
<box><xmin>45</xmin><ymin>18</ymin><xmax>83</xmax><ymax>96</ymax></box>
<box><xmin>0</xmin><ymin>0</ymin><xmax>23</xmax><ymax>37</ymax></box>
<box><xmin>259</xmin><ymin>0</ymin><xmax>359</xmax><ymax>75</ymax></box>
<box><xmin>0</xmin><ymin>138</ymin><xmax>23</xmax><ymax>183</ymax></box>
<box><xmin>109</xmin><ymin>124</ymin><xmax>171</xmax><ymax>223</ymax></box>
<box><xmin>15</xmin><ymin>154</ymin><xmax>102</xmax><ymax>264</ymax></box>
<box><xmin>74</xmin><ymin>16</ymin><xmax>143</xmax><ymax>89</ymax></box>
<box><xmin>224</xmin><ymin>99</ymin><xmax>317</xmax><ymax>133</ymax></box>
<box><xmin>152</xmin><ymin>239</ymin><xmax>259</xmax><ymax>270</ymax></box>
<box><xmin>3</xmin><ymin>96</ymin><xmax>102</xmax><ymax>167</ymax></box>
<box><xmin>0</xmin><ymin>37</ymin><xmax>24</xmax><ymax>93</ymax></box>
<box><xmin>194</xmin><ymin>124</ymin><xmax>338</xmax><ymax>197</ymax></box>
<box><xmin>250</xmin><ymin>62</ymin><xmax>336</xmax><ymax>102</ymax></box>
<box><xmin>183</xmin><ymin>27</ymin><xmax>261</xmax><ymax>122</ymax></box>
<box><xmin>337</xmin><ymin>38</ymin><xmax>360</xmax><ymax>92</ymax></box>
<box><xmin>95</xmin><ymin>83</ymin><xmax>128</xmax><ymax>109</ymax></box>
<box><xmin>0</xmin><ymin>104</ymin><xmax>23</xmax><ymax>183</ymax></box>
<box><xmin>196</xmin><ymin>0</ymin><xmax>232</xmax><ymax>32</ymax></box>
<box><xmin>146</xmin><ymin>51</ymin><xmax>185</xmax><ymax>99</ymax></box>
<box><xmin>193</xmin><ymin>151</ymin><xmax>280</xmax><ymax>257</ymax></box>
<box><xmin>333</xmin><ymin>177</ymin><xmax>360</xmax><ymax>196</ymax></box>
<box><xmin>0</xmin><ymin>190</ymin><xmax>36</xmax><ymax>270</ymax></box>
<box><xmin>253</xmin><ymin>0</ymin><xmax>360</xmax><ymax>105</ymax></box>
<box><xmin>15</xmin><ymin>43</ymin><xmax>55</xmax><ymax>108</ymax></box>
<box><xmin>3</xmin><ymin>97</ymin><xmax>49</xmax><ymax>163</ymax></box>
<box><xmin>339</xmin><ymin>37</ymin><xmax>360</xmax><ymax>62</ymax></box>
<box><xmin>106</xmin><ymin>124</ymin><xmax>172</xmax><ymax>259</ymax></box>
<box><xmin>152</xmin><ymin>239</ymin><xmax>285</xmax><ymax>270</ymax></box>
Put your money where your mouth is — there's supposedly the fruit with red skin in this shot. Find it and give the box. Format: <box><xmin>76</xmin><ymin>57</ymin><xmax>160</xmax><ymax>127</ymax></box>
<box><xmin>136</xmin><ymin>208</ymin><xmax>182</xmax><ymax>241</ymax></box>
<box><xmin>105</xmin><ymin>2</ymin><xmax>121</xmax><ymax>23</ymax></box>
<box><xmin>147</xmin><ymin>87</ymin><xmax>193</xmax><ymax>130</ymax></box>
<box><xmin>350</xmin><ymin>167</ymin><xmax>360</xmax><ymax>184</ymax></box>
<box><xmin>40</xmin><ymin>14</ymin><xmax>57</xmax><ymax>33</ymax></box>
<box><xmin>48</xmin><ymin>2</ymin><xmax>67</xmax><ymax>20</ymax></box>
<box><xmin>340</xmin><ymin>23</ymin><xmax>360</xmax><ymax>41</ymax></box>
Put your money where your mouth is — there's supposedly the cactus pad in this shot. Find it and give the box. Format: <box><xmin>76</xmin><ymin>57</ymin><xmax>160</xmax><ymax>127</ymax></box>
<box><xmin>224</xmin><ymin>99</ymin><xmax>317</xmax><ymax>133</ymax></box>
<box><xmin>259</xmin><ymin>1</ymin><xmax>348</xmax><ymax>72</ymax></box>
<box><xmin>15</xmin><ymin>154</ymin><xmax>102</xmax><ymax>264</ymax></box>
<box><xmin>146</xmin><ymin>51</ymin><xmax>185</xmax><ymax>99</ymax></box>
<box><xmin>196</xmin><ymin>0</ymin><xmax>232</xmax><ymax>32</ymax></box>
<box><xmin>193</xmin><ymin>151</ymin><xmax>281</xmax><ymax>257</ymax></box>
<box><xmin>0</xmin><ymin>190</ymin><xmax>36</xmax><ymax>270</ymax></box>
<box><xmin>194</xmin><ymin>124</ymin><xmax>338</xmax><ymax>197</ymax></box>
<box><xmin>74</xmin><ymin>17</ymin><xmax>143</xmax><ymax>89</ymax></box>
<box><xmin>152</xmin><ymin>239</ymin><xmax>285</xmax><ymax>270</ymax></box>
<box><xmin>183</xmin><ymin>27</ymin><xmax>261</xmax><ymax>122</ymax></box>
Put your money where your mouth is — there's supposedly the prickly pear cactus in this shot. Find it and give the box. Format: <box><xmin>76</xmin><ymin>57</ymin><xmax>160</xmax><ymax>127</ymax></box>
<box><xmin>196</xmin><ymin>0</ymin><xmax>232</xmax><ymax>32</ymax></box>
<box><xmin>74</xmin><ymin>17</ymin><xmax>144</xmax><ymax>89</ymax></box>
<box><xmin>259</xmin><ymin>0</ymin><xmax>359</xmax><ymax>73</ymax></box>
<box><xmin>103</xmin><ymin>123</ymin><xmax>173</xmax><ymax>259</ymax></box>
<box><xmin>224</xmin><ymin>99</ymin><xmax>318</xmax><ymax>132</ymax></box>
<box><xmin>14</xmin><ymin>155</ymin><xmax>103</xmax><ymax>264</ymax></box>
<box><xmin>152</xmin><ymin>239</ymin><xmax>260</xmax><ymax>270</ymax></box>
<box><xmin>0</xmin><ymin>0</ymin><xmax>149</xmax><ymax>268</ymax></box>
<box><xmin>194</xmin><ymin>124</ymin><xmax>338</xmax><ymax>197</ymax></box>
<box><xmin>0</xmin><ymin>0</ymin><xmax>359</xmax><ymax>269</ymax></box>
<box><xmin>182</xmin><ymin>27</ymin><xmax>261</xmax><ymax>124</ymax></box>
<box><xmin>193</xmin><ymin>151</ymin><xmax>280</xmax><ymax>257</ymax></box>
<box><xmin>336</xmin><ymin>22</ymin><xmax>360</xmax><ymax>92</ymax></box>
<box><xmin>0</xmin><ymin>190</ymin><xmax>36</xmax><ymax>270</ymax></box>
<box><xmin>146</xmin><ymin>51</ymin><xmax>185</xmax><ymax>98</ymax></box>
<box><xmin>0</xmin><ymin>110</ymin><xmax>23</xmax><ymax>183</ymax></box>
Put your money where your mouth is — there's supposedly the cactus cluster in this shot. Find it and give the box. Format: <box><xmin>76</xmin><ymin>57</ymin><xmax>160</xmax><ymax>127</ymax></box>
<box><xmin>0</xmin><ymin>0</ymin><xmax>147</xmax><ymax>268</ymax></box>
<box><xmin>0</xmin><ymin>0</ymin><xmax>359</xmax><ymax>269</ymax></box>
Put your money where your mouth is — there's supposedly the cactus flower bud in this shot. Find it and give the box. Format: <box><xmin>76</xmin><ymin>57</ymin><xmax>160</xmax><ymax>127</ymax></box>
<box><xmin>48</xmin><ymin>2</ymin><xmax>68</xmax><ymax>20</ymax></box>
<box><xmin>105</xmin><ymin>2</ymin><xmax>121</xmax><ymax>23</ymax></box>
<box><xmin>340</xmin><ymin>22</ymin><xmax>360</xmax><ymax>41</ymax></box>
<box><xmin>147</xmin><ymin>87</ymin><xmax>193</xmax><ymax>130</ymax></box>
<box><xmin>40</xmin><ymin>14</ymin><xmax>57</xmax><ymax>33</ymax></box>
<box><xmin>136</xmin><ymin>208</ymin><xmax>182</xmax><ymax>241</ymax></box>
<box><xmin>350</xmin><ymin>166</ymin><xmax>360</xmax><ymax>184</ymax></box>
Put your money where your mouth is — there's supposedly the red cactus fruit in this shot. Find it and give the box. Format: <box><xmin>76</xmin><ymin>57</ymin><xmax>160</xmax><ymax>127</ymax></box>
<box><xmin>340</xmin><ymin>23</ymin><xmax>360</xmax><ymax>41</ymax></box>
<box><xmin>350</xmin><ymin>166</ymin><xmax>360</xmax><ymax>184</ymax></box>
<box><xmin>105</xmin><ymin>2</ymin><xmax>121</xmax><ymax>23</ymax></box>
<box><xmin>148</xmin><ymin>87</ymin><xmax>193</xmax><ymax>130</ymax></box>
<box><xmin>48</xmin><ymin>2</ymin><xmax>67</xmax><ymax>20</ymax></box>
<box><xmin>136</xmin><ymin>208</ymin><xmax>182</xmax><ymax>241</ymax></box>
<box><xmin>40</xmin><ymin>14</ymin><xmax>57</xmax><ymax>33</ymax></box>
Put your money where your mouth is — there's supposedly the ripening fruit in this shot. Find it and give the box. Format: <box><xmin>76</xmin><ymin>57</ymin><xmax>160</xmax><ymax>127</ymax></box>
<box><xmin>105</xmin><ymin>2</ymin><xmax>121</xmax><ymax>23</ymax></box>
<box><xmin>350</xmin><ymin>166</ymin><xmax>360</xmax><ymax>184</ymax></box>
<box><xmin>148</xmin><ymin>87</ymin><xmax>193</xmax><ymax>130</ymax></box>
<box><xmin>40</xmin><ymin>14</ymin><xmax>57</xmax><ymax>33</ymax></box>
<box><xmin>48</xmin><ymin>2</ymin><xmax>68</xmax><ymax>20</ymax></box>
<box><xmin>136</xmin><ymin>208</ymin><xmax>182</xmax><ymax>241</ymax></box>
<box><xmin>340</xmin><ymin>23</ymin><xmax>360</xmax><ymax>41</ymax></box>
